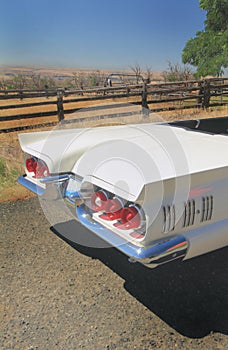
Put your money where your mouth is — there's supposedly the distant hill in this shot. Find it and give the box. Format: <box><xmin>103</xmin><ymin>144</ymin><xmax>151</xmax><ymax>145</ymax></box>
<box><xmin>0</xmin><ymin>65</ymin><xmax>162</xmax><ymax>81</ymax></box>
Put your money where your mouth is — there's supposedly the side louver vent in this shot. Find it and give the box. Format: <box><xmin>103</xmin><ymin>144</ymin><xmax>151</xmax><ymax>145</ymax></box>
<box><xmin>183</xmin><ymin>200</ymin><xmax>196</xmax><ymax>227</ymax></box>
<box><xmin>201</xmin><ymin>196</ymin><xmax>213</xmax><ymax>222</ymax></box>
<box><xmin>162</xmin><ymin>205</ymin><xmax>176</xmax><ymax>233</ymax></box>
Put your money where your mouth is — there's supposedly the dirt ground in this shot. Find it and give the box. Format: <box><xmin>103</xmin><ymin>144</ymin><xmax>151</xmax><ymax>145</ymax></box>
<box><xmin>1</xmin><ymin>197</ymin><xmax>227</xmax><ymax>349</ymax></box>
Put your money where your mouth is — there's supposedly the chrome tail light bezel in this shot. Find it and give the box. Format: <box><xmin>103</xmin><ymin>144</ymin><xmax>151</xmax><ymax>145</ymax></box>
<box><xmin>79</xmin><ymin>184</ymin><xmax>147</xmax><ymax>241</ymax></box>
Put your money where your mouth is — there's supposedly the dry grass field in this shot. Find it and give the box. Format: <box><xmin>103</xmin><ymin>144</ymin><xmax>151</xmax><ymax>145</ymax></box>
<box><xmin>0</xmin><ymin>94</ymin><xmax>146</xmax><ymax>130</ymax></box>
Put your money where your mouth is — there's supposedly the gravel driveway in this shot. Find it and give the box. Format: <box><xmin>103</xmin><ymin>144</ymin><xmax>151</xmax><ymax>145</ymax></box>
<box><xmin>1</xmin><ymin>197</ymin><xmax>228</xmax><ymax>349</ymax></box>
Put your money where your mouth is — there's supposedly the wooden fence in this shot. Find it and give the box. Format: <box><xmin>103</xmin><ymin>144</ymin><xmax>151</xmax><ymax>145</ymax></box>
<box><xmin>0</xmin><ymin>77</ymin><xmax>227</xmax><ymax>133</ymax></box>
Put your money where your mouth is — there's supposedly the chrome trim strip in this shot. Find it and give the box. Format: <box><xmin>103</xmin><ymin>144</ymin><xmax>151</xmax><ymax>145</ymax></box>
<box><xmin>40</xmin><ymin>174</ymin><xmax>70</xmax><ymax>184</ymax></box>
<box><xmin>17</xmin><ymin>175</ymin><xmax>45</xmax><ymax>196</ymax></box>
<box><xmin>76</xmin><ymin>204</ymin><xmax>188</xmax><ymax>266</ymax></box>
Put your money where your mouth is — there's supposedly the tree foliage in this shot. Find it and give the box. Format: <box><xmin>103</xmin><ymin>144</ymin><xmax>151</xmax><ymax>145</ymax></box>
<box><xmin>130</xmin><ymin>63</ymin><xmax>143</xmax><ymax>83</ymax></box>
<box><xmin>182</xmin><ymin>0</ymin><xmax>228</xmax><ymax>77</ymax></box>
<box><xmin>1</xmin><ymin>74</ymin><xmax>57</xmax><ymax>90</ymax></box>
<box><xmin>162</xmin><ymin>61</ymin><xmax>194</xmax><ymax>82</ymax></box>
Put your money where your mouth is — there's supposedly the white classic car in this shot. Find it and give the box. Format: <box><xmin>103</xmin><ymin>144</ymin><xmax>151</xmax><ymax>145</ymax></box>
<box><xmin>18</xmin><ymin>116</ymin><xmax>228</xmax><ymax>268</ymax></box>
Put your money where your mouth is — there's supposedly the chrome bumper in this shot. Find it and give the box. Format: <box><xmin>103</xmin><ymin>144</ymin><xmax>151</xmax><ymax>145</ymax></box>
<box><xmin>17</xmin><ymin>174</ymin><xmax>71</xmax><ymax>197</ymax></box>
<box><xmin>17</xmin><ymin>175</ymin><xmax>46</xmax><ymax>195</ymax></box>
<box><xmin>17</xmin><ymin>175</ymin><xmax>189</xmax><ymax>268</ymax></box>
<box><xmin>76</xmin><ymin>204</ymin><xmax>188</xmax><ymax>268</ymax></box>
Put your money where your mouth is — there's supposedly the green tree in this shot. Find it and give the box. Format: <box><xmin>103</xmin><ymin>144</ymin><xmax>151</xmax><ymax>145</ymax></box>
<box><xmin>182</xmin><ymin>0</ymin><xmax>228</xmax><ymax>77</ymax></box>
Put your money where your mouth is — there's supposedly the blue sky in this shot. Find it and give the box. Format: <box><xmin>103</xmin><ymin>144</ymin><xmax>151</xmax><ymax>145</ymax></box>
<box><xmin>0</xmin><ymin>0</ymin><xmax>206</xmax><ymax>71</ymax></box>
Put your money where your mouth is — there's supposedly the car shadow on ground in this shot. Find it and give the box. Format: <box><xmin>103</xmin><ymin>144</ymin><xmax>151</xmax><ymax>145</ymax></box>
<box><xmin>51</xmin><ymin>219</ymin><xmax>228</xmax><ymax>339</ymax></box>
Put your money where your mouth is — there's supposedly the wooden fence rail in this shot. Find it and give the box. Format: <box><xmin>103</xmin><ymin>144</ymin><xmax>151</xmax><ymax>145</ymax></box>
<box><xmin>0</xmin><ymin>78</ymin><xmax>227</xmax><ymax>133</ymax></box>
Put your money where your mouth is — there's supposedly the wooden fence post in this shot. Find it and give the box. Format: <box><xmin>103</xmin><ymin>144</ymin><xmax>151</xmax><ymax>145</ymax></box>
<box><xmin>142</xmin><ymin>82</ymin><xmax>148</xmax><ymax>108</ymax></box>
<box><xmin>142</xmin><ymin>82</ymin><xmax>149</xmax><ymax>117</ymax></box>
<box><xmin>197</xmin><ymin>81</ymin><xmax>203</xmax><ymax>107</ymax></box>
<box><xmin>203</xmin><ymin>80</ymin><xmax>211</xmax><ymax>109</ymax></box>
<box><xmin>57</xmin><ymin>90</ymin><xmax>64</xmax><ymax>122</ymax></box>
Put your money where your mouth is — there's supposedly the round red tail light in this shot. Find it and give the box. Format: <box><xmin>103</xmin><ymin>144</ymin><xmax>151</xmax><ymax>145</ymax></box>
<box><xmin>26</xmin><ymin>157</ymin><xmax>36</xmax><ymax>172</ymax></box>
<box><xmin>25</xmin><ymin>156</ymin><xmax>50</xmax><ymax>178</ymax></box>
<box><xmin>34</xmin><ymin>162</ymin><xmax>50</xmax><ymax>178</ymax></box>
<box><xmin>99</xmin><ymin>197</ymin><xmax>123</xmax><ymax>221</ymax></box>
<box><xmin>91</xmin><ymin>190</ymin><xmax>108</xmax><ymax>211</ymax></box>
<box><xmin>114</xmin><ymin>205</ymin><xmax>141</xmax><ymax>230</ymax></box>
